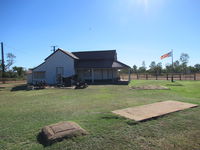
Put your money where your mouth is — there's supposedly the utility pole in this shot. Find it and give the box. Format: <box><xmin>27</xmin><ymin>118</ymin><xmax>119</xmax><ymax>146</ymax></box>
<box><xmin>51</xmin><ymin>45</ymin><xmax>58</xmax><ymax>52</ymax></box>
<box><xmin>171</xmin><ymin>49</ymin><xmax>174</xmax><ymax>82</ymax></box>
<box><xmin>1</xmin><ymin>42</ymin><xmax>5</xmax><ymax>82</ymax></box>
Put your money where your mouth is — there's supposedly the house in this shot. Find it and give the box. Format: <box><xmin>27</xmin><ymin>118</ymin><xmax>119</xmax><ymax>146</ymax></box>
<box><xmin>27</xmin><ymin>48</ymin><xmax>130</xmax><ymax>85</ymax></box>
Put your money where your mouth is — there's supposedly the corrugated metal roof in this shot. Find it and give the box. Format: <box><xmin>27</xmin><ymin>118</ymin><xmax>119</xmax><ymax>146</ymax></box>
<box><xmin>72</xmin><ymin>50</ymin><xmax>116</xmax><ymax>60</ymax></box>
<box><xmin>45</xmin><ymin>48</ymin><xmax>79</xmax><ymax>60</ymax></box>
<box><xmin>32</xmin><ymin>49</ymin><xmax>130</xmax><ymax>70</ymax></box>
<box><xmin>75</xmin><ymin>60</ymin><xmax>130</xmax><ymax>68</ymax></box>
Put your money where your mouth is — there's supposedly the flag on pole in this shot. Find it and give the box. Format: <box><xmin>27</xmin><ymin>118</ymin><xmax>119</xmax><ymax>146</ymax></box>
<box><xmin>160</xmin><ymin>51</ymin><xmax>172</xmax><ymax>60</ymax></box>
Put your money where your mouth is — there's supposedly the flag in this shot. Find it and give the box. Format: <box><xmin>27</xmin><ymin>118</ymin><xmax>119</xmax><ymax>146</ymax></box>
<box><xmin>160</xmin><ymin>51</ymin><xmax>172</xmax><ymax>60</ymax></box>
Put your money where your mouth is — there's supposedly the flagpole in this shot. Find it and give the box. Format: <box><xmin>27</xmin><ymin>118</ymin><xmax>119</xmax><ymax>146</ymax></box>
<box><xmin>171</xmin><ymin>49</ymin><xmax>174</xmax><ymax>82</ymax></box>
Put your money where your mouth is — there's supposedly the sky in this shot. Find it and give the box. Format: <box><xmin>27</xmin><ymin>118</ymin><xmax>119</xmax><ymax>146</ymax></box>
<box><xmin>1</xmin><ymin>0</ymin><xmax>200</xmax><ymax>69</ymax></box>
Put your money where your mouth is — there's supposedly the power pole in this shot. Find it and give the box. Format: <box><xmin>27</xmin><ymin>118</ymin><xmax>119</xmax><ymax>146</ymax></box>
<box><xmin>1</xmin><ymin>42</ymin><xmax>5</xmax><ymax>82</ymax></box>
<box><xmin>51</xmin><ymin>45</ymin><xmax>58</xmax><ymax>52</ymax></box>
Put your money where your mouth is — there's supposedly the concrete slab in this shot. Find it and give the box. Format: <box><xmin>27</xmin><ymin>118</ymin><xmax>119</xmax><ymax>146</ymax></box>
<box><xmin>112</xmin><ymin>101</ymin><xmax>198</xmax><ymax>121</ymax></box>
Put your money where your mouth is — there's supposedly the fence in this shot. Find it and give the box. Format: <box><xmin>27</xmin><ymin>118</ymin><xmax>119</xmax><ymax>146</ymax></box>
<box><xmin>0</xmin><ymin>78</ymin><xmax>26</xmax><ymax>84</ymax></box>
<box><xmin>120</xmin><ymin>73</ymin><xmax>200</xmax><ymax>81</ymax></box>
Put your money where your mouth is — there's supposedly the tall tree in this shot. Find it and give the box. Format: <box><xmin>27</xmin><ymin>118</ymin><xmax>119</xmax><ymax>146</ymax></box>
<box><xmin>180</xmin><ymin>53</ymin><xmax>189</xmax><ymax>73</ymax></box>
<box><xmin>132</xmin><ymin>65</ymin><xmax>138</xmax><ymax>73</ymax></box>
<box><xmin>173</xmin><ymin>60</ymin><xmax>181</xmax><ymax>73</ymax></box>
<box><xmin>138</xmin><ymin>61</ymin><xmax>146</xmax><ymax>73</ymax></box>
<box><xmin>194</xmin><ymin>64</ymin><xmax>200</xmax><ymax>72</ymax></box>
<box><xmin>142</xmin><ymin>61</ymin><xmax>146</xmax><ymax>71</ymax></box>
<box><xmin>5</xmin><ymin>53</ymin><xmax>16</xmax><ymax>70</ymax></box>
<box><xmin>149</xmin><ymin>61</ymin><xmax>156</xmax><ymax>74</ymax></box>
<box><xmin>156</xmin><ymin>62</ymin><xmax>162</xmax><ymax>75</ymax></box>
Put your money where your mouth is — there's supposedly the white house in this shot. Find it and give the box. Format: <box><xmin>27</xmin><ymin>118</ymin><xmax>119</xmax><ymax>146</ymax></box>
<box><xmin>27</xmin><ymin>48</ymin><xmax>130</xmax><ymax>85</ymax></box>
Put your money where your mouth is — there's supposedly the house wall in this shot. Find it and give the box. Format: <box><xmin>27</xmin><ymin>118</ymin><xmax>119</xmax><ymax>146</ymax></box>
<box><xmin>32</xmin><ymin>50</ymin><xmax>75</xmax><ymax>84</ymax></box>
<box><xmin>27</xmin><ymin>73</ymin><xmax>32</xmax><ymax>84</ymax></box>
<box><xmin>77</xmin><ymin>69</ymin><xmax>118</xmax><ymax>81</ymax></box>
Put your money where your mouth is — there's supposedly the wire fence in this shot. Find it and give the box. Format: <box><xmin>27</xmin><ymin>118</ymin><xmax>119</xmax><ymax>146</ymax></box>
<box><xmin>119</xmin><ymin>73</ymin><xmax>200</xmax><ymax>81</ymax></box>
<box><xmin>0</xmin><ymin>78</ymin><xmax>26</xmax><ymax>84</ymax></box>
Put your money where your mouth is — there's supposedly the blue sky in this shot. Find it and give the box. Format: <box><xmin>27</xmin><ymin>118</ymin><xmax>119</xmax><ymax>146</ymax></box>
<box><xmin>1</xmin><ymin>0</ymin><xmax>200</xmax><ymax>69</ymax></box>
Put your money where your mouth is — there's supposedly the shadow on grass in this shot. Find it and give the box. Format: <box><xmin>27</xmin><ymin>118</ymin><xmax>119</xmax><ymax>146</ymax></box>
<box><xmin>37</xmin><ymin>131</ymin><xmax>74</xmax><ymax>147</ymax></box>
<box><xmin>87</xmin><ymin>81</ymin><xmax>129</xmax><ymax>85</ymax></box>
<box><xmin>126</xmin><ymin>120</ymin><xmax>138</xmax><ymax>126</ymax></box>
<box><xmin>100</xmin><ymin>113</ymin><xmax>139</xmax><ymax>126</ymax></box>
<box><xmin>37</xmin><ymin>132</ymin><xmax>59</xmax><ymax>147</ymax></box>
<box><xmin>101</xmin><ymin>115</ymin><xmax>121</xmax><ymax>120</ymax></box>
<box><xmin>100</xmin><ymin>113</ymin><xmax>126</xmax><ymax>121</ymax></box>
<box><xmin>11</xmin><ymin>84</ymin><xmax>29</xmax><ymax>91</ymax></box>
<box><xmin>166</xmin><ymin>82</ymin><xmax>183</xmax><ymax>86</ymax></box>
<box><xmin>11</xmin><ymin>84</ymin><xmax>45</xmax><ymax>91</ymax></box>
<box><xmin>37</xmin><ymin>132</ymin><xmax>49</xmax><ymax>147</ymax></box>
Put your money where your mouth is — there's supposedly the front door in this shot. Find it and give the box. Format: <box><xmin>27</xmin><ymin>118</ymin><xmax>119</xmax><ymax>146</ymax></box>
<box><xmin>56</xmin><ymin>67</ymin><xmax>64</xmax><ymax>84</ymax></box>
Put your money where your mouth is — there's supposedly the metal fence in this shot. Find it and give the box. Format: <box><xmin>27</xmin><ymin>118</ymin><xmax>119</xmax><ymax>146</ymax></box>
<box><xmin>120</xmin><ymin>73</ymin><xmax>200</xmax><ymax>81</ymax></box>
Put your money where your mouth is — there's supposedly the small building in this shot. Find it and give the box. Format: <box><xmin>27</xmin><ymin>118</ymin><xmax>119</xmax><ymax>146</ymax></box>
<box><xmin>28</xmin><ymin>48</ymin><xmax>130</xmax><ymax>85</ymax></box>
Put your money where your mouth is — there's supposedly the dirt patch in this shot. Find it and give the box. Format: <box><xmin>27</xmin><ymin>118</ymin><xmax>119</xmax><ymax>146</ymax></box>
<box><xmin>130</xmin><ymin>85</ymin><xmax>170</xmax><ymax>90</ymax></box>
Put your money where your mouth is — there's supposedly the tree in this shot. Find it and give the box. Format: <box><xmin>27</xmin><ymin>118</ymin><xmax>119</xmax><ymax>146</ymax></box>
<box><xmin>138</xmin><ymin>61</ymin><xmax>146</xmax><ymax>73</ymax></box>
<box><xmin>5</xmin><ymin>53</ymin><xmax>16</xmax><ymax>71</ymax></box>
<box><xmin>180</xmin><ymin>53</ymin><xmax>189</xmax><ymax>73</ymax></box>
<box><xmin>165</xmin><ymin>63</ymin><xmax>172</xmax><ymax>73</ymax></box>
<box><xmin>149</xmin><ymin>61</ymin><xmax>156</xmax><ymax>74</ymax></box>
<box><xmin>187</xmin><ymin>66</ymin><xmax>196</xmax><ymax>73</ymax></box>
<box><xmin>194</xmin><ymin>64</ymin><xmax>200</xmax><ymax>72</ymax></box>
<box><xmin>142</xmin><ymin>61</ymin><xmax>146</xmax><ymax>71</ymax></box>
<box><xmin>132</xmin><ymin>65</ymin><xmax>138</xmax><ymax>73</ymax></box>
<box><xmin>180</xmin><ymin>53</ymin><xmax>189</xmax><ymax>65</ymax></box>
<box><xmin>13</xmin><ymin>66</ymin><xmax>26</xmax><ymax>78</ymax></box>
<box><xmin>156</xmin><ymin>62</ymin><xmax>162</xmax><ymax>75</ymax></box>
<box><xmin>173</xmin><ymin>60</ymin><xmax>181</xmax><ymax>73</ymax></box>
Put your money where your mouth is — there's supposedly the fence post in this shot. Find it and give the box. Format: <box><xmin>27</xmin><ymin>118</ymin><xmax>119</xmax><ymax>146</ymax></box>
<box><xmin>146</xmin><ymin>74</ymin><xmax>148</xmax><ymax>80</ymax></box>
<box><xmin>128</xmin><ymin>69</ymin><xmax>131</xmax><ymax>82</ymax></box>
<box><xmin>179</xmin><ymin>74</ymin><xmax>181</xmax><ymax>80</ymax></box>
<box><xmin>166</xmin><ymin>74</ymin><xmax>168</xmax><ymax>80</ymax></box>
<box><xmin>156</xmin><ymin>74</ymin><xmax>158</xmax><ymax>80</ymax></box>
<box><xmin>194</xmin><ymin>73</ymin><xmax>196</xmax><ymax>80</ymax></box>
<box><xmin>137</xmin><ymin>73</ymin><xmax>139</xmax><ymax>80</ymax></box>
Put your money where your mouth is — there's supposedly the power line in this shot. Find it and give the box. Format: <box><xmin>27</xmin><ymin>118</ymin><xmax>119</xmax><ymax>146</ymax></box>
<box><xmin>3</xmin><ymin>43</ymin><xmax>29</xmax><ymax>55</ymax></box>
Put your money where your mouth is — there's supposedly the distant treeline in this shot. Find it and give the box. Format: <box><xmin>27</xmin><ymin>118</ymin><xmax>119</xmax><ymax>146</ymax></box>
<box><xmin>122</xmin><ymin>53</ymin><xmax>200</xmax><ymax>74</ymax></box>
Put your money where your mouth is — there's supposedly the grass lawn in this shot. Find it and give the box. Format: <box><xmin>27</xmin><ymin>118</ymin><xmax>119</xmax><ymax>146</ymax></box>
<box><xmin>0</xmin><ymin>80</ymin><xmax>200</xmax><ymax>150</ymax></box>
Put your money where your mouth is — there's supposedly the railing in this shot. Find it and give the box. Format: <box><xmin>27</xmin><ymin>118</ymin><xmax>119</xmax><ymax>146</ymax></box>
<box><xmin>119</xmin><ymin>73</ymin><xmax>200</xmax><ymax>81</ymax></box>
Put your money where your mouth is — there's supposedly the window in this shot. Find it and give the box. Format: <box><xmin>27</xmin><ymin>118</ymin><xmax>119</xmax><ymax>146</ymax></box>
<box><xmin>83</xmin><ymin>69</ymin><xmax>91</xmax><ymax>78</ymax></box>
<box><xmin>33</xmin><ymin>71</ymin><xmax>45</xmax><ymax>79</ymax></box>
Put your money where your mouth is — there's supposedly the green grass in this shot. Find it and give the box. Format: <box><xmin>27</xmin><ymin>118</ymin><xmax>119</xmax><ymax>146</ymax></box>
<box><xmin>0</xmin><ymin>80</ymin><xmax>200</xmax><ymax>150</ymax></box>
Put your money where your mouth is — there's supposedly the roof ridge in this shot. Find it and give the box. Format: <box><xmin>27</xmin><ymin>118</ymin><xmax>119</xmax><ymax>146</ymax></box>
<box><xmin>58</xmin><ymin>48</ymin><xmax>79</xmax><ymax>59</ymax></box>
<box><xmin>72</xmin><ymin>50</ymin><xmax>116</xmax><ymax>53</ymax></box>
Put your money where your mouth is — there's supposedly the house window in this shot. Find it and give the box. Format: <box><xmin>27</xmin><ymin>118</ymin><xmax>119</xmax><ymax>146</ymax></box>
<box><xmin>33</xmin><ymin>71</ymin><xmax>45</xmax><ymax>79</ymax></box>
<box><xmin>83</xmin><ymin>69</ymin><xmax>91</xmax><ymax>78</ymax></box>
